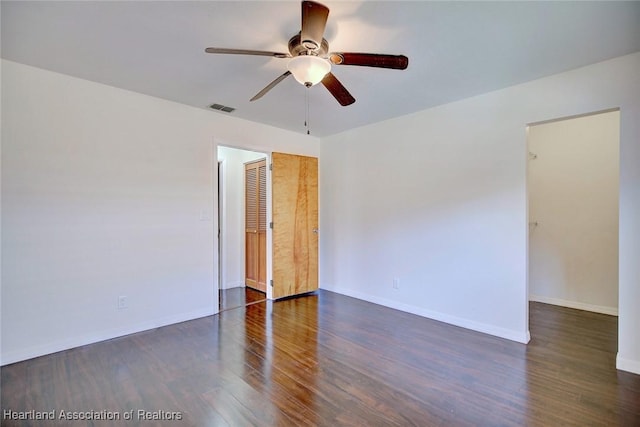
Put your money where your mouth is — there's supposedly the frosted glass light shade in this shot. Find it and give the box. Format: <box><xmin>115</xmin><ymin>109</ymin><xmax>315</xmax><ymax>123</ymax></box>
<box><xmin>287</xmin><ymin>55</ymin><xmax>331</xmax><ymax>87</ymax></box>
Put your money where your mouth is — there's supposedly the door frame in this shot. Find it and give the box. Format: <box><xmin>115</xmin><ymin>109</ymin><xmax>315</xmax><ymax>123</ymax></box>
<box><xmin>525</xmin><ymin>107</ymin><xmax>621</xmax><ymax>338</ymax></box>
<box><xmin>214</xmin><ymin>141</ymin><xmax>321</xmax><ymax>306</ymax></box>
<box><xmin>217</xmin><ymin>160</ymin><xmax>224</xmax><ymax>294</ymax></box>
<box><xmin>215</xmin><ymin>142</ymin><xmax>274</xmax><ymax>301</ymax></box>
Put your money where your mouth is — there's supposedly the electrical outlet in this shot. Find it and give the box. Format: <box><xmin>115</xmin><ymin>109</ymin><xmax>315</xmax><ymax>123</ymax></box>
<box><xmin>393</xmin><ymin>278</ymin><xmax>400</xmax><ymax>289</ymax></box>
<box><xmin>199</xmin><ymin>209</ymin><xmax>211</xmax><ymax>221</ymax></box>
<box><xmin>118</xmin><ymin>295</ymin><xmax>128</xmax><ymax>310</ymax></box>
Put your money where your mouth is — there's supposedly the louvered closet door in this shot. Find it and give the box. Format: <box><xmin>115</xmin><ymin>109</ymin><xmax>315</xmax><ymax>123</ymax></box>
<box><xmin>245</xmin><ymin>159</ymin><xmax>267</xmax><ymax>292</ymax></box>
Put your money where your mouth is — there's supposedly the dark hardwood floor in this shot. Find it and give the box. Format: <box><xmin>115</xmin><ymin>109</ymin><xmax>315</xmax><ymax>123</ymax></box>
<box><xmin>2</xmin><ymin>290</ymin><xmax>639</xmax><ymax>426</ymax></box>
<box><xmin>219</xmin><ymin>287</ymin><xmax>266</xmax><ymax>312</ymax></box>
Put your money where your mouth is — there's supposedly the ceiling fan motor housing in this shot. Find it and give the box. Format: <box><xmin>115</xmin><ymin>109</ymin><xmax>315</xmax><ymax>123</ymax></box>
<box><xmin>288</xmin><ymin>32</ymin><xmax>329</xmax><ymax>57</ymax></box>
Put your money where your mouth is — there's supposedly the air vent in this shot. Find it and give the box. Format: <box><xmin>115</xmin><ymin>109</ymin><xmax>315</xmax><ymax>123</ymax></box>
<box><xmin>209</xmin><ymin>103</ymin><xmax>236</xmax><ymax>113</ymax></box>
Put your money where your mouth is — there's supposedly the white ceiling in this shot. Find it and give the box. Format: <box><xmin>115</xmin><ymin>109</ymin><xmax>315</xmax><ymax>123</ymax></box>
<box><xmin>2</xmin><ymin>1</ymin><xmax>639</xmax><ymax>137</ymax></box>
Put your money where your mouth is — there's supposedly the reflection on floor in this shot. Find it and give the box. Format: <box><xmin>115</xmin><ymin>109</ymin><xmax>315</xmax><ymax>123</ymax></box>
<box><xmin>219</xmin><ymin>286</ymin><xmax>266</xmax><ymax>311</ymax></box>
<box><xmin>3</xmin><ymin>294</ymin><xmax>637</xmax><ymax>425</ymax></box>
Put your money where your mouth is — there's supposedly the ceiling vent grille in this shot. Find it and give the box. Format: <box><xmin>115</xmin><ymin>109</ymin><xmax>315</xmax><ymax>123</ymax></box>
<box><xmin>209</xmin><ymin>103</ymin><xmax>236</xmax><ymax>113</ymax></box>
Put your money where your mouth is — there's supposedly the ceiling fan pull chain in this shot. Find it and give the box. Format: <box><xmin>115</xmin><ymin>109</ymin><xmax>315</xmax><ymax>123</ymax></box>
<box><xmin>305</xmin><ymin>88</ymin><xmax>311</xmax><ymax>135</ymax></box>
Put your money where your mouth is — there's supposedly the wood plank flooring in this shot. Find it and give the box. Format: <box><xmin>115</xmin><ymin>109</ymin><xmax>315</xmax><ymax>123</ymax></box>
<box><xmin>219</xmin><ymin>287</ymin><xmax>266</xmax><ymax>312</ymax></box>
<box><xmin>2</xmin><ymin>290</ymin><xmax>639</xmax><ymax>426</ymax></box>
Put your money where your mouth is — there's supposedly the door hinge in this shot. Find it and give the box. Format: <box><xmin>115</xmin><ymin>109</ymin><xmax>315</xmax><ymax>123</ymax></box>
<box><xmin>270</xmin><ymin>280</ymin><xmax>274</xmax><ymax>287</ymax></box>
<box><xmin>269</xmin><ymin>163</ymin><xmax>273</xmax><ymax>171</ymax></box>
<box><xmin>269</xmin><ymin>222</ymin><xmax>273</xmax><ymax>229</ymax></box>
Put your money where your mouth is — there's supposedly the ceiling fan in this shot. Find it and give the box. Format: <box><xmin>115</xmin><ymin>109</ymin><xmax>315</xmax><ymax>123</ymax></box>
<box><xmin>205</xmin><ymin>0</ymin><xmax>408</xmax><ymax>106</ymax></box>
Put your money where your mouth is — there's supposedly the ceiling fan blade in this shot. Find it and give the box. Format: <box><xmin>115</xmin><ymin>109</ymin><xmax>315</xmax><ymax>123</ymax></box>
<box><xmin>250</xmin><ymin>71</ymin><xmax>292</xmax><ymax>102</ymax></box>
<box><xmin>301</xmin><ymin>1</ymin><xmax>329</xmax><ymax>50</ymax></box>
<box><xmin>205</xmin><ymin>47</ymin><xmax>289</xmax><ymax>58</ymax></box>
<box><xmin>321</xmin><ymin>72</ymin><xmax>355</xmax><ymax>106</ymax></box>
<box><xmin>329</xmin><ymin>53</ymin><xmax>409</xmax><ymax>70</ymax></box>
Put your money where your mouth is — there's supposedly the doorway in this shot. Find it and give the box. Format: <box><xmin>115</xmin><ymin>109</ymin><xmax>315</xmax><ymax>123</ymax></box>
<box><xmin>217</xmin><ymin>146</ymin><xmax>268</xmax><ymax>311</ymax></box>
<box><xmin>527</xmin><ymin>109</ymin><xmax>620</xmax><ymax>316</ymax></box>
<box><xmin>216</xmin><ymin>146</ymin><xmax>320</xmax><ymax>311</ymax></box>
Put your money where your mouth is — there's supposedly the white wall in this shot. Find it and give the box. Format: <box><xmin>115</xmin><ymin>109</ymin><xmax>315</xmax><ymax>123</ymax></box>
<box><xmin>319</xmin><ymin>52</ymin><xmax>640</xmax><ymax>374</ymax></box>
<box><xmin>528</xmin><ymin>111</ymin><xmax>619</xmax><ymax>315</ymax></box>
<box><xmin>3</xmin><ymin>54</ymin><xmax>640</xmax><ymax>375</ymax></box>
<box><xmin>1</xmin><ymin>60</ymin><xmax>318</xmax><ymax>364</ymax></box>
<box><xmin>217</xmin><ymin>146</ymin><xmax>265</xmax><ymax>290</ymax></box>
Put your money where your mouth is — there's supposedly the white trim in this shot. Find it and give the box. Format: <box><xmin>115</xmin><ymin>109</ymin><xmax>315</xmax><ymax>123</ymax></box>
<box><xmin>212</xmin><ymin>140</ymin><xmax>220</xmax><ymax>315</ymax></box>
<box><xmin>616</xmin><ymin>354</ymin><xmax>640</xmax><ymax>375</ymax></box>
<box><xmin>217</xmin><ymin>158</ymin><xmax>225</xmax><ymax>301</ymax></box>
<box><xmin>527</xmin><ymin>107</ymin><xmax>620</xmax><ymax>127</ymax></box>
<box><xmin>1</xmin><ymin>308</ymin><xmax>214</xmax><ymax>366</ymax></box>
<box><xmin>265</xmin><ymin>152</ymin><xmax>273</xmax><ymax>301</ymax></box>
<box><xmin>529</xmin><ymin>294</ymin><xmax>618</xmax><ymax>316</ymax></box>
<box><xmin>322</xmin><ymin>285</ymin><xmax>530</xmax><ymax>344</ymax></box>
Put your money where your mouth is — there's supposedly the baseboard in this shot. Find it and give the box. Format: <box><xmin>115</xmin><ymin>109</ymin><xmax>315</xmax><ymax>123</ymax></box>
<box><xmin>321</xmin><ymin>285</ymin><xmax>530</xmax><ymax>344</ymax></box>
<box><xmin>529</xmin><ymin>294</ymin><xmax>618</xmax><ymax>316</ymax></box>
<box><xmin>616</xmin><ymin>354</ymin><xmax>640</xmax><ymax>375</ymax></box>
<box><xmin>0</xmin><ymin>307</ymin><xmax>215</xmax><ymax>366</ymax></box>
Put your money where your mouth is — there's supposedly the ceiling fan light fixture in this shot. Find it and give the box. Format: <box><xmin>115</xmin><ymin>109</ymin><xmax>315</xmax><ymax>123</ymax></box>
<box><xmin>287</xmin><ymin>55</ymin><xmax>331</xmax><ymax>87</ymax></box>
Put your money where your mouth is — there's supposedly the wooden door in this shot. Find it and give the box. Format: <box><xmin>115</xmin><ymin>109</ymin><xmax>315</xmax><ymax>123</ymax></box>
<box><xmin>245</xmin><ymin>159</ymin><xmax>267</xmax><ymax>292</ymax></box>
<box><xmin>272</xmin><ymin>152</ymin><xmax>318</xmax><ymax>299</ymax></box>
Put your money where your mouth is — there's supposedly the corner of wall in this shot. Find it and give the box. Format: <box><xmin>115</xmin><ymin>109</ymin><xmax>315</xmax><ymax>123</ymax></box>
<box><xmin>616</xmin><ymin>353</ymin><xmax>640</xmax><ymax>375</ymax></box>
